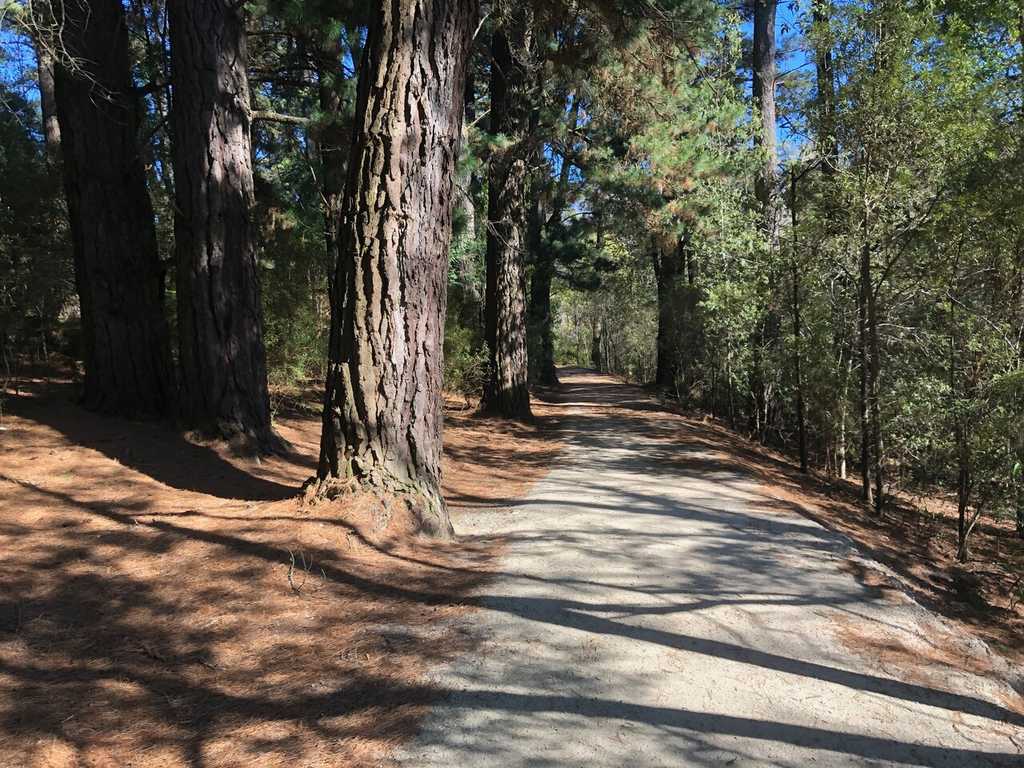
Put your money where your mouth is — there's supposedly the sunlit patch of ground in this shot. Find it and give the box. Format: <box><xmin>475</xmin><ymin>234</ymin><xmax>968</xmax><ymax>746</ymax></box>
<box><xmin>0</xmin><ymin>376</ymin><xmax>563</xmax><ymax>767</ymax></box>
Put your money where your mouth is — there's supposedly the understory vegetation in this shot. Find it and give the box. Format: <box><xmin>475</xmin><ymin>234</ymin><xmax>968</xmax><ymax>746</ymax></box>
<box><xmin>0</xmin><ymin>0</ymin><xmax>1021</xmax><ymax>558</ymax></box>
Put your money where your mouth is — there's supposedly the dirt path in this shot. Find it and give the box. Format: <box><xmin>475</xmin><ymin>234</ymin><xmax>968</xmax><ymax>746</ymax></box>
<box><xmin>399</xmin><ymin>369</ymin><xmax>1024</xmax><ymax>768</ymax></box>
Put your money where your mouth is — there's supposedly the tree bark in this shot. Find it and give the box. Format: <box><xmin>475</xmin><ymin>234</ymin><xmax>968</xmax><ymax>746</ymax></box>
<box><xmin>482</xmin><ymin>23</ymin><xmax>533</xmax><ymax>418</ymax></box>
<box><xmin>750</xmin><ymin>0</ymin><xmax>779</xmax><ymax>442</ymax></box>
<box><xmin>34</xmin><ymin>35</ymin><xmax>61</xmax><ymax>161</ymax></box>
<box><xmin>314</xmin><ymin>35</ymin><xmax>352</xmax><ymax>302</ymax></box>
<box><xmin>528</xmin><ymin>93</ymin><xmax>580</xmax><ymax>388</ymax></box>
<box><xmin>752</xmin><ymin>0</ymin><xmax>778</xmax><ymax>233</ymax></box>
<box><xmin>858</xmin><ymin>225</ymin><xmax>874</xmax><ymax>505</ymax></box>
<box><xmin>169</xmin><ymin>0</ymin><xmax>275</xmax><ymax>449</ymax></box>
<box><xmin>317</xmin><ymin>0</ymin><xmax>478</xmax><ymax>536</ymax></box>
<box><xmin>527</xmin><ymin>189</ymin><xmax>558</xmax><ymax>385</ymax></box>
<box><xmin>811</xmin><ymin>0</ymin><xmax>837</xmax><ymax>171</ymax></box>
<box><xmin>52</xmin><ymin>0</ymin><xmax>175</xmax><ymax>418</ymax></box>
<box><xmin>653</xmin><ymin>234</ymin><xmax>688</xmax><ymax>394</ymax></box>
<box><xmin>790</xmin><ymin>170</ymin><xmax>808</xmax><ymax>472</ymax></box>
<box><xmin>951</xmin><ymin>318</ymin><xmax>975</xmax><ymax>562</ymax></box>
<box><xmin>868</xmin><ymin>270</ymin><xmax>884</xmax><ymax>513</ymax></box>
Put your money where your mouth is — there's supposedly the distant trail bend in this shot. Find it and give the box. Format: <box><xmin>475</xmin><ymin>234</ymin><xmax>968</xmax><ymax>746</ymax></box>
<box><xmin>400</xmin><ymin>368</ymin><xmax>1023</xmax><ymax>768</ymax></box>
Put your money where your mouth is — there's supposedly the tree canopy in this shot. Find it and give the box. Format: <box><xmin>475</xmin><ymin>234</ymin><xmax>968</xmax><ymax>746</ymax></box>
<box><xmin>0</xmin><ymin>0</ymin><xmax>1021</xmax><ymax>552</ymax></box>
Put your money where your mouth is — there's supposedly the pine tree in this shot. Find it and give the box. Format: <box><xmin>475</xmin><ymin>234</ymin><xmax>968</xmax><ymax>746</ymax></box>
<box><xmin>169</xmin><ymin>0</ymin><xmax>276</xmax><ymax>449</ymax></box>
<box><xmin>49</xmin><ymin>0</ymin><xmax>175</xmax><ymax>417</ymax></box>
<box><xmin>317</xmin><ymin>0</ymin><xmax>479</xmax><ymax>535</ymax></box>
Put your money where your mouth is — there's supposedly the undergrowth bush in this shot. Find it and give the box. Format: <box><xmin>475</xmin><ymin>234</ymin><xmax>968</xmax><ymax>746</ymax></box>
<box><xmin>444</xmin><ymin>319</ymin><xmax>487</xmax><ymax>397</ymax></box>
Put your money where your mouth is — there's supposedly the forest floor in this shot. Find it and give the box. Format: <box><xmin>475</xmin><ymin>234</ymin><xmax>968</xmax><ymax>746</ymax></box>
<box><xmin>2</xmin><ymin>366</ymin><xmax>1023</xmax><ymax>767</ymax></box>
<box><xmin>399</xmin><ymin>369</ymin><xmax>1024</xmax><ymax>767</ymax></box>
<box><xmin>0</xmin><ymin>369</ymin><xmax>559</xmax><ymax>768</ymax></box>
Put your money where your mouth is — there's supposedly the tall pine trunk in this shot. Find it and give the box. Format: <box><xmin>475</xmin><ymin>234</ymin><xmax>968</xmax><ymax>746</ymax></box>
<box><xmin>528</xmin><ymin>93</ymin><xmax>580</xmax><ymax>387</ymax></box>
<box><xmin>812</xmin><ymin>0</ymin><xmax>837</xmax><ymax>171</ymax></box>
<box><xmin>751</xmin><ymin>0</ymin><xmax>779</xmax><ymax>441</ymax></box>
<box><xmin>482</xmin><ymin>23</ymin><xmax>532</xmax><ymax>419</ymax></box>
<box><xmin>868</xmin><ymin>272</ymin><xmax>884</xmax><ymax>512</ymax></box>
<box><xmin>317</xmin><ymin>69</ymin><xmax>347</xmax><ymax>303</ymax></box>
<box><xmin>52</xmin><ymin>0</ymin><xmax>174</xmax><ymax>418</ymax></box>
<box><xmin>313</xmin><ymin>28</ymin><xmax>357</xmax><ymax>303</ymax></box>
<box><xmin>752</xmin><ymin>0</ymin><xmax>778</xmax><ymax>231</ymax></box>
<box><xmin>33</xmin><ymin>30</ymin><xmax>61</xmax><ymax>162</ymax></box>
<box><xmin>858</xmin><ymin>223</ymin><xmax>874</xmax><ymax>506</ymax></box>
<box><xmin>527</xmin><ymin>191</ymin><xmax>558</xmax><ymax>385</ymax></box>
<box><xmin>653</xmin><ymin>235</ymin><xmax>685</xmax><ymax>393</ymax></box>
<box><xmin>790</xmin><ymin>170</ymin><xmax>808</xmax><ymax>472</ymax></box>
<box><xmin>169</xmin><ymin>0</ymin><xmax>275</xmax><ymax>449</ymax></box>
<box><xmin>317</xmin><ymin>0</ymin><xmax>478</xmax><ymax>536</ymax></box>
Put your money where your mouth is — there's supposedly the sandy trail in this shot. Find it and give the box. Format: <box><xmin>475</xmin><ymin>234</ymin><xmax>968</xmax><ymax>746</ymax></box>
<box><xmin>399</xmin><ymin>369</ymin><xmax>1023</xmax><ymax>767</ymax></box>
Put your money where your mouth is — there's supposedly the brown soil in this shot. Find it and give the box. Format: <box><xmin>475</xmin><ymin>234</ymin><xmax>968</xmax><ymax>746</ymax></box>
<box><xmin>0</xmin><ymin>374</ymin><xmax>563</xmax><ymax>768</ymax></box>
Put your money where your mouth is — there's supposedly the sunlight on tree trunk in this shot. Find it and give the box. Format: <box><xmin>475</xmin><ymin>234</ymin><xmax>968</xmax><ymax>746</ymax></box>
<box><xmin>317</xmin><ymin>0</ymin><xmax>478</xmax><ymax>536</ymax></box>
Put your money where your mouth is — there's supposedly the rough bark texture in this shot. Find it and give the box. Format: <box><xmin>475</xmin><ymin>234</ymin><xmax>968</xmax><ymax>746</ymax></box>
<box><xmin>482</xmin><ymin>24</ymin><xmax>533</xmax><ymax>419</ymax></box>
<box><xmin>317</xmin><ymin>0</ymin><xmax>478</xmax><ymax>536</ymax></box>
<box><xmin>169</xmin><ymin>0</ymin><xmax>274</xmax><ymax>448</ymax></box>
<box><xmin>52</xmin><ymin>0</ymin><xmax>175</xmax><ymax>418</ymax></box>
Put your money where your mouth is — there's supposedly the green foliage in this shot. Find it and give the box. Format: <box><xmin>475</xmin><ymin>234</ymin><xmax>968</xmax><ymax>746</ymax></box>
<box><xmin>443</xmin><ymin>317</ymin><xmax>488</xmax><ymax>397</ymax></box>
<box><xmin>0</xmin><ymin>78</ymin><xmax>73</xmax><ymax>366</ymax></box>
<box><xmin>554</xmin><ymin>235</ymin><xmax>659</xmax><ymax>379</ymax></box>
<box><xmin>258</xmin><ymin>217</ymin><xmax>330</xmax><ymax>388</ymax></box>
<box><xmin>1</xmin><ymin>0</ymin><xmax>1021</xmax><ymax>561</ymax></box>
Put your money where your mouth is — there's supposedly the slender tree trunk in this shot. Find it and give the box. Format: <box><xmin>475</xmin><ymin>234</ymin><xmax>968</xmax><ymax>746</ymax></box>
<box><xmin>591</xmin><ymin>317</ymin><xmax>603</xmax><ymax>372</ymax></box>
<box><xmin>811</xmin><ymin>0</ymin><xmax>837</xmax><ymax>171</ymax></box>
<box><xmin>791</xmin><ymin>170</ymin><xmax>808</xmax><ymax>472</ymax></box>
<box><xmin>51</xmin><ymin>0</ymin><xmax>175</xmax><ymax>418</ymax></box>
<box><xmin>868</xmin><ymin>274</ymin><xmax>884</xmax><ymax>512</ymax></box>
<box><xmin>750</xmin><ymin>0</ymin><xmax>779</xmax><ymax>442</ymax></box>
<box><xmin>457</xmin><ymin>66</ymin><xmax>479</xmax><ymax>246</ymax></box>
<box><xmin>448</xmin><ymin>71</ymin><xmax>482</xmax><ymax>331</ymax></box>
<box><xmin>956</xmin><ymin>449</ymin><xmax>973</xmax><ymax>562</ymax></box>
<box><xmin>314</xmin><ymin>35</ymin><xmax>351</xmax><ymax>301</ymax></box>
<box><xmin>134</xmin><ymin>0</ymin><xmax>175</xmax><ymax>202</ymax></box>
<box><xmin>839</xmin><ymin>356</ymin><xmax>851</xmax><ymax>479</ymax></box>
<box><xmin>317</xmin><ymin>0</ymin><xmax>477</xmax><ymax>536</ymax></box>
<box><xmin>528</xmin><ymin>94</ymin><xmax>580</xmax><ymax>387</ymax></box>
<box><xmin>951</xmin><ymin>323</ymin><xmax>974</xmax><ymax>562</ymax></box>
<box><xmin>482</xmin><ymin>23</ymin><xmax>532</xmax><ymax>418</ymax></box>
<box><xmin>527</xmin><ymin>190</ymin><xmax>558</xmax><ymax>385</ymax></box>
<box><xmin>34</xmin><ymin>35</ymin><xmax>61</xmax><ymax>161</ymax></box>
<box><xmin>752</xmin><ymin>0</ymin><xmax>778</xmax><ymax>233</ymax></box>
<box><xmin>169</xmin><ymin>0</ymin><xmax>275</xmax><ymax>449</ymax></box>
<box><xmin>1016</xmin><ymin>6</ymin><xmax>1024</xmax><ymax>538</ymax></box>
<box><xmin>653</xmin><ymin>234</ymin><xmax>690</xmax><ymax>394</ymax></box>
<box><xmin>858</xmin><ymin>237</ymin><xmax>874</xmax><ymax>506</ymax></box>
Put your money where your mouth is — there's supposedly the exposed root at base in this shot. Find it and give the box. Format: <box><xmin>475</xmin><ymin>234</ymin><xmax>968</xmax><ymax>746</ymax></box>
<box><xmin>301</xmin><ymin>475</ymin><xmax>454</xmax><ymax>541</ymax></box>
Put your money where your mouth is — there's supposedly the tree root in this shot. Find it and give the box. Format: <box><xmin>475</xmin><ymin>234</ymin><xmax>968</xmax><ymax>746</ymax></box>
<box><xmin>300</xmin><ymin>474</ymin><xmax>453</xmax><ymax>539</ymax></box>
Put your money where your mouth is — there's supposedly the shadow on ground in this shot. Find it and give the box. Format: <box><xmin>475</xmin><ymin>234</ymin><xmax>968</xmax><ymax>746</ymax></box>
<box><xmin>1</xmin><ymin>370</ymin><xmax>1021</xmax><ymax>767</ymax></box>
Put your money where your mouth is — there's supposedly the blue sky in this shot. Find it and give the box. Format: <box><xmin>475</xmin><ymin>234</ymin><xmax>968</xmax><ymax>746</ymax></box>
<box><xmin>3</xmin><ymin>2</ymin><xmax>813</xmax><ymax>155</ymax></box>
<box><xmin>740</xmin><ymin>0</ymin><xmax>816</xmax><ymax>159</ymax></box>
